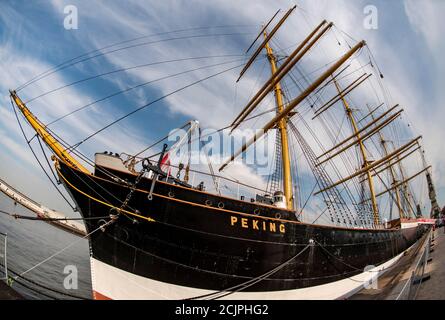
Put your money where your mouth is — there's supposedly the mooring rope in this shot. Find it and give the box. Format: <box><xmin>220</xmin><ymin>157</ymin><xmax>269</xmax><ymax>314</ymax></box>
<box><xmin>0</xmin><ymin>261</ymin><xmax>89</xmax><ymax>300</ymax></box>
<box><xmin>14</xmin><ymin>219</ymin><xmax>114</xmax><ymax>281</ymax></box>
<box><xmin>187</xmin><ymin>242</ymin><xmax>312</xmax><ymax>300</ymax></box>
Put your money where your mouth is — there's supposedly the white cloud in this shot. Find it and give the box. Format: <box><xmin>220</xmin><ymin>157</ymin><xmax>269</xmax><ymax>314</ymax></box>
<box><xmin>402</xmin><ymin>0</ymin><xmax>445</xmax><ymax>199</ymax></box>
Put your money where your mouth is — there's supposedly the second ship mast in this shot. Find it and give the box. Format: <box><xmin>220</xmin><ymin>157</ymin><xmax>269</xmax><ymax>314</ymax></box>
<box><xmin>264</xmin><ymin>33</ymin><xmax>294</xmax><ymax>210</ymax></box>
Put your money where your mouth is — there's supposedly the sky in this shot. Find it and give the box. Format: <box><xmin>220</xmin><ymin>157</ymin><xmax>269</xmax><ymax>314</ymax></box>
<box><xmin>0</xmin><ymin>0</ymin><xmax>444</xmax><ymax>221</ymax></box>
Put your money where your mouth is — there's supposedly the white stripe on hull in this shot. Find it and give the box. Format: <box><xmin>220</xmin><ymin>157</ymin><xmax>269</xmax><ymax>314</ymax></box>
<box><xmin>90</xmin><ymin>245</ymin><xmax>410</xmax><ymax>300</ymax></box>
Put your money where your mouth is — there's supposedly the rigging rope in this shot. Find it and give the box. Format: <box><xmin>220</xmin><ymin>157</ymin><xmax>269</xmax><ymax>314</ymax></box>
<box><xmin>282</xmin><ymin>3</ymin><xmax>414</xmax><ymax>226</ymax></box>
<box><xmin>282</xmin><ymin>16</ymin><xmax>372</xmax><ymax>219</ymax></box>
<box><xmin>285</xmin><ymin>54</ymin><xmax>369</xmax><ymax>209</ymax></box>
<box><xmin>56</xmin><ymin>167</ymin><xmax>154</xmax><ymax>223</ymax></box>
<box><xmin>46</xmin><ymin>57</ymin><xmax>247</xmax><ymax>127</ymax></box>
<box><xmin>16</xmin><ymin>25</ymin><xmax>257</xmax><ymax>91</ymax></box>
<box><xmin>14</xmin><ymin>218</ymin><xmax>115</xmax><ymax>281</ymax></box>
<box><xmin>10</xmin><ymin>16</ymin><xmax>420</xmax><ymax>227</ymax></box>
<box><xmin>67</xmin><ymin>62</ymin><xmax>246</xmax><ymax>151</ymax></box>
<box><xmin>23</xmin><ymin>122</ymin><xmax>145</xmax><ymax>214</ymax></box>
<box><xmin>3</xmin><ymin>155</ymin><xmax>147</xmax><ymax>280</ymax></box>
<box><xmin>9</xmin><ymin>97</ymin><xmax>77</xmax><ymax>211</ymax></box>
<box><xmin>25</xmin><ymin>54</ymin><xmax>245</xmax><ymax>105</ymax></box>
<box><xmin>12</xmin><ymin>98</ymin><xmax>276</xmax><ymax>213</ymax></box>
<box><xmin>16</xmin><ymin>31</ymin><xmax>254</xmax><ymax>92</ymax></box>
<box><xmin>36</xmin><ymin>135</ymin><xmax>60</xmax><ymax>183</ymax></box>
<box><xmin>246</xmin><ymin>35</ymin><xmax>373</xmax><ymax>227</ymax></box>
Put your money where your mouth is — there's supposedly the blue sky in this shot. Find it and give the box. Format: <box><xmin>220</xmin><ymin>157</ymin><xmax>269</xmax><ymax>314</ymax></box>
<box><xmin>1</xmin><ymin>0</ymin><xmax>444</xmax><ymax>220</ymax></box>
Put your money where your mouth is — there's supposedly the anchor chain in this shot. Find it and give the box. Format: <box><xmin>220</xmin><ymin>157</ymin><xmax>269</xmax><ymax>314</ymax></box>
<box><xmin>107</xmin><ymin>158</ymin><xmax>150</xmax><ymax>225</ymax></box>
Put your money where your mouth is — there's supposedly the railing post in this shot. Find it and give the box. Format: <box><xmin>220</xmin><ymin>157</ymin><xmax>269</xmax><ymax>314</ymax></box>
<box><xmin>408</xmin><ymin>270</ymin><xmax>415</xmax><ymax>299</ymax></box>
<box><xmin>0</xmin><ymin>233</ymin><xmax>7</xmax><ymax>282</ymax></box>
<box><xmin>4</xmin><ymin>234</ymin><xmax>7</xmax><ymax>283</ymax></box>
<box><xmin>397</xmin><ymin>229</ymin><xmax>433</xmax><ymax>300</ymax></box>
<box><xmin>425</xmin><ymin>237</ymin><xmax>430</xmax><ymax>267</ymax></box>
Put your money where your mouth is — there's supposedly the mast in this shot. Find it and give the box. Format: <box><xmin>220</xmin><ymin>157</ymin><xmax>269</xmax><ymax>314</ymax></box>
<box><xmin>426</xmin><ymin>169</ymin><xmax>441</xmax><ymax>218</ymax></box>
<box><xmin>231</xmin><ymin>20</ymin><xmax>331</xmax><ymax>131</ymax></box>
<box><xmin>264</xmin><ymin>32</ymin><xmax>293</xmax><ymax>210</ymax></box>
<box><xmin>227</xmin><ymin>11</ymin><xmax>331</xmax><ymax>210</ymax></box>
<box><xmin>367</xmin><ymin>104</ymin><xmax>404</xmax><ymax>219</ymax></box>
<box><xmin>9</xmin><ymin>90</ymin><xmax>90</xmax><ymax>174</ymax></box>
<box><xmin>420</xmin><ymin>149</ymin><xmax>441</xmax><ymax>218</ymax></box>
<box><xmin>333</xmin><ymin>80</ymin><xmax>380</xmax><ymax>225</ymax></box>
<box><xmin>391</xmin><ymin>141</ymin><xmax>417</xmax><ymax>216</ymax></box>
<box><xmin>220</xmin><ymin>40</ymin><xmax>367</xmax><ymax>171</ymax></box>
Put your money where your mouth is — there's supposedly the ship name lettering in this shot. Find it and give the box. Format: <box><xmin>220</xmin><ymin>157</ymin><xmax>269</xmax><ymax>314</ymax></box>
<box><xmin>230</xmin><ymin>216</ymin><xmax>285</xmax><ymax>233</ymax></box>
<box><xmin>270</xmin><ymin>223</ymin><xmax>276</xmax><ymax>232</ymax></box>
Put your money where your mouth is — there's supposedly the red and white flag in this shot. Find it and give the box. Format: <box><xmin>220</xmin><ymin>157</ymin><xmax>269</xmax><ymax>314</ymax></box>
<box><xmin>160</xmin><ymin>152</ymin><xmax>171</xmax><ymax>175</ymax></box>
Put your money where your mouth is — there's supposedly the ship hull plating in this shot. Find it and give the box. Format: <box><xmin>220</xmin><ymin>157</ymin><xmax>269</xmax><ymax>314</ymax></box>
<box><xmin>57</xmin><ymin>162</ymin><xmax>429</xmax><ymax>298</ymax></box>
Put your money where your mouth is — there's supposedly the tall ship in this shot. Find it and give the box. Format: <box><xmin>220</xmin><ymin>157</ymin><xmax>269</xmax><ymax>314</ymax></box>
<box><xmin>9</xmin><ymin>7</ymin><xmax>435</xmax><ymax>299</ymax></box>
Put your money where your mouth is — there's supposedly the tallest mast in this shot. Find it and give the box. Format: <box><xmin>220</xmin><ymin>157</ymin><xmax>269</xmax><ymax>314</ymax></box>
<box><xmin>264</xmin><ymin>34</ymin><xmax>294</xmax><ymax>210</ymax></box>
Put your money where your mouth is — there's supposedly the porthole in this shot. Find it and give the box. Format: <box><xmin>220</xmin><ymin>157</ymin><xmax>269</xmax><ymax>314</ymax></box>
<box><xmin>168</xmin><ymin>191</ymin><xmax>175</xmax><ymax>198</ymax></box>
<box><xmin>218</xmin><ymin>202</ymin><xmax>225</xmax><ymax>209</ymax></box>
<box><xmin>254</xmin><ymin>209</ymin><xmax>260</xmax><ymax>215</ymax></box>
<box><xmin>118</xmin><ymin>228</ymin><xmax>129</xmax><ymax>241</ymax></box>
<box><xmin>275</xmin><ymin>212</ymin><xmax>282</xmax><ymax>219</ymax></box>
<box><xmin>205</xmin><ymin>199</ymin><xmax>212</xmax><ymax>207</ymax></box>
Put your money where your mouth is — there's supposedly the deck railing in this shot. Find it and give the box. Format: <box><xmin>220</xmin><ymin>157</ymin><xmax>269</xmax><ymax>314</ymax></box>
<box><xmin>0</xmin><ymin>232</ymin><xmax>8</xmax><ymax>283</ymax></box>
<box><xmin>147</xmin><ymin>162</ymin><xmax>272</xmax><ymax>204</ymax></box>
<box><xmin>396</xmin><ymin>229</ymin><xmax>433</xmax><ymax>300</ymax></box>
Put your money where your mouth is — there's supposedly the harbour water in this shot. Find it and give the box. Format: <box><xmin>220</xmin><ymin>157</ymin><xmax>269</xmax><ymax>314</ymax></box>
<box><xmin>0</xmin><ymin>192</ymin><xmax>91</xmax><ymax>299</ymax></box>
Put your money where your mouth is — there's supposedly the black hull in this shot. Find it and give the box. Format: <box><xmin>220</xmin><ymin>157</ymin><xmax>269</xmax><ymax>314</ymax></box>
<box><xmin>57</xmin><ymin>162</ymin><xmax>429</xmax><ymax>293</ymax></box>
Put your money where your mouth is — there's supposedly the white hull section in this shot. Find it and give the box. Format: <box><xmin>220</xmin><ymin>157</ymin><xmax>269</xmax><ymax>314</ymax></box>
<box><xmin>90</xmin><ymin>248</ymin><xmax>408</xmax><ymax>300</ymax></box>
